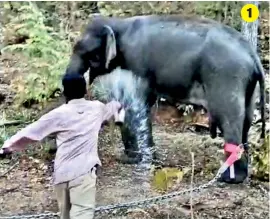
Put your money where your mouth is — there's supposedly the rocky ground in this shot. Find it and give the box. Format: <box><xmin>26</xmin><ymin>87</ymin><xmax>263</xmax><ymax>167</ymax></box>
<box><xmin>0</xmin><ymin>112</ymin><xmax>269</xmax><ymax>219</ymax></box>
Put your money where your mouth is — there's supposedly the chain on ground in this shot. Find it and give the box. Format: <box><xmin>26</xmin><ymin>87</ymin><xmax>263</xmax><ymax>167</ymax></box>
<box><xmin>0</xmin><ymin>168</ymin><xmax>223</xmax><ymax>219</ymax></box>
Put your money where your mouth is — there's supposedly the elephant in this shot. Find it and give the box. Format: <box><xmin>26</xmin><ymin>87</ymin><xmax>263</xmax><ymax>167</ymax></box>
<box><xmin>64</xmin><ymin>14</ymin><xmax>266</xmax><ymax>184</ymax></box>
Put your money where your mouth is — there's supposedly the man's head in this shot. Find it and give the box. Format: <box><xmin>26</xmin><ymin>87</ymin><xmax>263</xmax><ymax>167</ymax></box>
<box><xmin>62</xmin><ymin>73</ymin><xmax>87</xmax><ymax>102</ymax></box>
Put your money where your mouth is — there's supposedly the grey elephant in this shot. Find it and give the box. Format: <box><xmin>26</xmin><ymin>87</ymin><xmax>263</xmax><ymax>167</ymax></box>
<box><xmin>64</xmin><ymin>15</ymin><xmax>266</xmax><ymax>184</ymax></box>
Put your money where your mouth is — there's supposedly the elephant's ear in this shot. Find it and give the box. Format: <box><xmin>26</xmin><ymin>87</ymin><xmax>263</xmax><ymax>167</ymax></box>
<box><xmin>103</xmin><ymin>25</ymin><xmax>117</xmax><ymax>69</ymax></box>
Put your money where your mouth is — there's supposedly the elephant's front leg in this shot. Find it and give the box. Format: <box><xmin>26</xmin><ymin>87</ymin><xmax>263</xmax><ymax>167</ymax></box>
<box><xmin>118</xmin><ymin>107</ymin><xmax>155</xmax><ymax>164</ymax></box>
<box><xmin>145</xmin><ymin>110</ymin><xmax>156</xmax><ymax>159</ymax></box>
<box><xmin>119</xmin><ymin>123</ymin><xmax>142</xmax><ymax>164</ymax></box>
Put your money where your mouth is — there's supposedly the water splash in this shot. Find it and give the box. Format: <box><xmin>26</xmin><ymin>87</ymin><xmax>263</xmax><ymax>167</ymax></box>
<box><xmin>91</xmin><ymin>67</ymin><xmax>148</xmax><ymax>109</ymax></box>
<box><xmin>91</xmin><ymin>67</ymin><xmax>153</xmax><ymax>184</ymax></box>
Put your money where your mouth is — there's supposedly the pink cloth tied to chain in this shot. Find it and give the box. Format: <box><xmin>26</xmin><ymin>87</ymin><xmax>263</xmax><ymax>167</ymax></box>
<box><xmin>224</xmin><ymin>143</ymin><xmax>244</xmax><ymax>178</ymax></box>
<box><xmin>224</xmin><ymin>143</ymin><xmax>244</xmax><ymax>166</ymax></box>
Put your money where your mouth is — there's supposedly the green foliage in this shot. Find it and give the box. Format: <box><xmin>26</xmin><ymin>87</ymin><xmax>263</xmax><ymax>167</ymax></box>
<box><xmin>96</xmin><ymin>2</ymin><xmax>193</xmax><ymax>17</ymax></box>
<box><xmin>152</xmin><ymin>167</ymin><xmax>190</xmax><ymax>192</ymax></box>
<box><xmin>194</xmin><ymin>2</ymin><xmax>243</xmax><ymax>30</ymax></box>
<box><xmin>1</xmin><ymin>2</ymin><xmax>71</xmax><ymax>107</ymax></box>
<box><xmin>0</xmin><ymin>127</ymin><xmax>8</xmax><ymax>147</ymax></box>
<box><xmin>252</xmin><ymin>134</ymin><xmax>270</xmax><ymax>181</ymax></box>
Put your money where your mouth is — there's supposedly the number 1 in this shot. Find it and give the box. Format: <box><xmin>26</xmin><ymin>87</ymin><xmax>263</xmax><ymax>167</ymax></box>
<box><xmin>247</xmin><ymin>8</ymin><xmax>252</xmax><ymax>18</ymax></box>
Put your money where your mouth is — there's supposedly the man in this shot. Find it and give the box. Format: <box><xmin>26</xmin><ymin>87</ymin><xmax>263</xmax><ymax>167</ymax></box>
<box><xmin>0</xmin><ymin>73</ymin><xmax>124</xmax><ymax>219</ymax></box>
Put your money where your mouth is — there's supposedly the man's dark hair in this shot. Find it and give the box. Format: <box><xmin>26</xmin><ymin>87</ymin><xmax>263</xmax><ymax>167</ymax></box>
<box><xmin>62</xmin><ymin>73</ymin><xmax>87</xmax><ymax>102</ymax></box>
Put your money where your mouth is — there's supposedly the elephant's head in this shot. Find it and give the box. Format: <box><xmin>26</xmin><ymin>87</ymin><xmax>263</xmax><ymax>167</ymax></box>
<box><xmin>65</xmin><ymin>18</ymin><xmax>118</xmax><ymax>84</ymax></box>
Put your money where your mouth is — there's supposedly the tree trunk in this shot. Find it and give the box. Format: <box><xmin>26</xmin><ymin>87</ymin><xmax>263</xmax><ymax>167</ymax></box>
<box><xmin>241</xmin><ymin>1</ymin><xmax>259</xmax><ymax>50</ymax></box>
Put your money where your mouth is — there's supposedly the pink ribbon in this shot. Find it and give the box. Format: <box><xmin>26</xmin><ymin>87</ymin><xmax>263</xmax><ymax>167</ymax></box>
<box><xmin>224</xmin><ymin>143</ymin><xmax>244</xmax><ymax>166</ymax></box>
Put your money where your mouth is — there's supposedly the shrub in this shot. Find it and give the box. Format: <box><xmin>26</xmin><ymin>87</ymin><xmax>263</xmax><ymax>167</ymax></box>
<box><xmin>1</xmin><ymin>2</ymin><xmax>71</xmax><ymax>107</ymax></box>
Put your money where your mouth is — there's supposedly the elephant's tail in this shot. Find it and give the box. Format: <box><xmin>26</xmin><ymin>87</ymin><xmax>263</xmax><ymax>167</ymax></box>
<box><xmin>253</xmin><ymin>53</ymin><xmax>266</xmax><ymax>139</ymax></box>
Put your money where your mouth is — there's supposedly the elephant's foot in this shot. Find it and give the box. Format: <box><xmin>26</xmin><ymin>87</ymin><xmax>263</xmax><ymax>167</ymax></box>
<box><xmin>116</xmin><ymin>151</ymin><xmax>142</xmax><ymax>164</ymax></box>
<box><xmin>116</xmin><ymin>148</ymin><xmax>158</xmax><ymax>164</ymax></box>
<box><xmin>218</xmin><ymin>145</ymin><xmax>249</xmax><ymax>184</ymax></box>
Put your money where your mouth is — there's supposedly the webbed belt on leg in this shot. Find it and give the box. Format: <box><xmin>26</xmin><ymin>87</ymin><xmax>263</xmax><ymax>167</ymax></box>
<box><xmin>218</xmin><ymin>143</ymin><xmax>245</xmax><ymax>178</ymax></box>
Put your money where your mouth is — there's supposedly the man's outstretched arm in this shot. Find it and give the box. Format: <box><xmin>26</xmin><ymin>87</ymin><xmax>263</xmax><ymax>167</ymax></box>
<box><xmin>1</xmin><ymin>110</ymin><xmax>61</xmax><ymax>154</ymax></box>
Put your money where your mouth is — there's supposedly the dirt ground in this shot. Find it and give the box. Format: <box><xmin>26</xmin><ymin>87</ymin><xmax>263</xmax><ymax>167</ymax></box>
<box><xmin>0</xmin><ymin>113</ymin><xmax>269</xmax><ymax>219</ymax></box>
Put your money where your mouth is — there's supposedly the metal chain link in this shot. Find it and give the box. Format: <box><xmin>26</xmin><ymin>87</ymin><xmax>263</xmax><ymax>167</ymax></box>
<box><xmin>0</xmin><ymin>212</ymin><xmax>59</xmax><ymax>219</ymax></box>
<box><xmin>0</xmin><ymin>168</ymin><xmax>223</xmax><ymax>219</ymax></box>
<box><xmin>95</xmin><ymin>170</ymin><xmax>221</xmax><ymax>212</ymax></box>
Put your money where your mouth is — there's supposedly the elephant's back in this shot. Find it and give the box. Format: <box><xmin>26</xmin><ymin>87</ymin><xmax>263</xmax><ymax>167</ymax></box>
<box><xmin>120</xmin><ymin>15</ymin><xmax>251</xmax><ymax>64</ymax></box>
<box><xmin>117</xmin><ymin>14</ymin><xmax>255</xmax><ymax>79</ymax></box>
<box><xmin>119</xmin><ymin>19</ymin><xmax>207</xmax><ymax>63</ymax></box>
<box><xmin>123</xmin><ymin>14</ymin><xmax>246</xmax><ymax>46</ymax></box>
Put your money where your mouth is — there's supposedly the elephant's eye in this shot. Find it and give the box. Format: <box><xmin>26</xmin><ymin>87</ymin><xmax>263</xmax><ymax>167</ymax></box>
<box><xmin>88</xmin><ymin>51</ymin><xmax>101</xmax><ymax>68</ymax></box>
<box><xmin>90</xmin><ymin>53</ymin><xmax>99</xmax><ymax>61</ymax></box>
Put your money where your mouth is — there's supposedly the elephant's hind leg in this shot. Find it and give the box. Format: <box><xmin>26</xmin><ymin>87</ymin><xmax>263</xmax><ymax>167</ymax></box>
<box><xmin>207</xmin><ymin>87</ymin><xmax>247</xmax><ymax>184</ymax></box>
